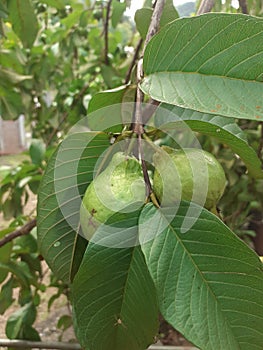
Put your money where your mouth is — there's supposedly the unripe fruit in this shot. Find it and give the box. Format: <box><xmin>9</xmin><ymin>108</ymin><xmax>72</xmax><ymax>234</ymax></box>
<box><xmin>153</xmin><ymin>146</ymin><xmax>226</xmax><ymax>211</ymax></box>
<box><xmin>80</xmin><ymin>152</ymin><xmax>146</xmax><ymax>239</ymax></box>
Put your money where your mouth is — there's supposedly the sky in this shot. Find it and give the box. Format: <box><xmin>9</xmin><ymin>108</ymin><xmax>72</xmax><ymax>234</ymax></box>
<box><xmin>128</xmin><ymin>0</ymin><xmax>193</xmax><ymax>16</ymax></box>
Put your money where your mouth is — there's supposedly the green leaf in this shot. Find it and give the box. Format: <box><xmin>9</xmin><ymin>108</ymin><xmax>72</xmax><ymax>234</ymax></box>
<box><xmin>0</xmin><ymin>228</ymin><xmax>13</xmax><ymax>263</ymax></box>
<box><xmin>111</xmin><ymin>0</ymin><xmax>126</xmax><ymax>28</ymax></box>
<box><xmin>21</xmin><ymin>325</ymin><xmax>40</xmax><ymax>341</ymax></box>
<box><xmin>154</xmin><ymin>104</ymin><xmax>263</xmax><ymax>179</ymax></box>
<box><xmin>139</xmin><ymin>203</ymin><xmax>263</xmax><ymax>350</ymax></box>
<box><xmin>57</xmin><ymin>314</ymin><xmax>72</xmax><ymax>331</ymax></box>
<box><xmin>0</xmin><ymin>50</ymin><xmax>25</xmax><ymax>75</ymax></box>
<box><xmin>39</xmin><ymin>0</ymin><xmax>66</xmax><ymax>9</ymax></box>
<box><xmin>0</xmin><ymin>85</ymin><xmax>24</xmax><ymax>119</ymax></box>
<box><xmin>6</xmin><ymin>302</ymin><xmax>36</xmax><ymax>339</ymax></box>
<box><xmin>0</xmin><ymin>278</ymin><xmax>15</xmax><ymax>315</ymax></box>
<box><xmin>29</xmin><ymin>139</ymin><xmax>46</xmax><ymax>165</ymax></box>
<box><xmin>101</xmin><ymin>64</ymin><xmax>120</xmax><ymax>89</ymax></box>
<box><xmin>135</xmin><ymin>8</ymin><xmax>152</xmax><ymax>40</ymax></box>
<box><xmin>0</xmin><ymin>228</ymin><xmax>13</xmax><ymax>283</ymax></box>
<box><xmin>0</xmin><ymin>2</ymin><xmax>8</xmax><ymax>18</ymax></box>
<box><xmin>61</xmin><ymin>9</ymin><xmax>82</xmax><ymax>29</ymax></box>
<box><xmin>72</xmin><ymin>241</ymin><xmax>159</xmax><ymax>350</ymax></box>
<box><xmin>87</xmin><ymin>85</ymin><xmax>135</xmax><ymax>133</ymax></box>
<box><xmin>141</xmin><ymin>14</ymin><xmax>263</xmax><ymax>121</ymax></box>
<box><xmin>0</xmin><ymin>68</ymin><xmax>32</xmax><ymax>86</ymax></box>
<box><xmin>135</xmin><ymin>0</ymin><xmax>178</xmax><ymax>40</ymax></box>
<box><xmin>159</xmin><ymin>0</ymin><xmax>179</xmax><ymax>27</ymax></box>
<box><xmin>37</xmin><ymin>132</ymin><xmax>111</xmax><ymax>283</ymax></box>
<box><xmin>8</xmin><ymin>0</ymin><xmax>39</xmax><ymax>48</ymax></box>
<box><xmin>14</xmin><ymin>234</ymin><xmax>38</xmax><ymax>254</ymax></box>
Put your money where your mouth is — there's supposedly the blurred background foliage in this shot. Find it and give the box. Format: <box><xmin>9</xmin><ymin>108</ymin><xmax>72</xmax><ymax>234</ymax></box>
<box><xmin>0</xmin><ymin>0</ymin><xmax>262</xmax><ymax>343</ymax></box>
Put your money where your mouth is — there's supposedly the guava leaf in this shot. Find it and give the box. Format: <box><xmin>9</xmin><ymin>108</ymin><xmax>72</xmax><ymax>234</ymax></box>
<box><xmin>37</xmin><ymin>132</ymin><xmax>111</xmax><ymax>283</ymax></box>
<box><xmin>87</xmin><ymin>85</ymin><xmax>135</xmax><ymax>133</ymax></box>
<box><xmin>6</xmin><ymin>302</ymin><xmax>37</xmax><ymax>339</ymax></box>
<box><xmin>135</xmin><ymin>0</ymin><xmax>178</xmax><ymax>40</ymax></box>
<box><xmin>0</xmin><ymin>2</ymin><xmax>8</xmax><ymax>19</ymax></box>
<box><xmin>29</xmin><ymin>139</ymin><xmax>46</xmax><ymax>166</ymax></box>
<box><xmin>141</xmin><ymin>13</ymin><xmax>263</xmax><ymax>121</ymax></box>
<box><xmin>39</xmin><ymin>0</ymin><xmax>66</xmax><ymax>9</ymax></box>
<box><xmin>72</xmin><ymin>234</ymin><xmax>159</xmax><ymax>350</ymax></box>
<box><xmin>135</xmin><ymin>8</ymin><xmax>152</xmax><ymax>39</ymax></box>
<box><xmin>7</xmin><ymin>0</ymin><xmax>39</xmax><ymax>48</ymax></box>
<box><xmin>154</xmin><ymin>104</ymin><xmax>263</xmax><ymax>179</ymax></box>
<box><xmin>111</xmin><ymin>0</ymin><xmax>126</xmax><ymax>28</ymax></box>
<box><xmin>139</xmin><ymin>203</ymin><xmax>263</xmax><ymax>350</ymax></box>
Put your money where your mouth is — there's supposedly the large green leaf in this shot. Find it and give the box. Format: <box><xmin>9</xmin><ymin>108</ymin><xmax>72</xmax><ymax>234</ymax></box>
<box><xmin>8</xmin><ymin>0</ymin><xmax>39</xmax><ymax>48</ymax></box>
<box><xmin>72</xmin><ymin>233</ymin><xmax>159</xmax><ymax>350</ymax></box>
<box><xmin>141</xmin><ymin>14</ymin><xmax>263</xmax><ymax>121</ymax></box>
<box><xmin>139</xmin><ymin>203</ymin><xmax>263</xmax><ymax>350</ymax></box>
<box><xmin>154</xmin><ymin>104</ymin><xmax>263</xmax><ymax>179</ymax></box>
<box><xmin>37</xmin><ymin>132</ymin><xmax>111</xmax><ymax>283</ymax></box>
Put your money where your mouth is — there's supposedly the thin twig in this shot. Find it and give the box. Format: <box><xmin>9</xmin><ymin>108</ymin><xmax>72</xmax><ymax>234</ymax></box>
<box><xmin>0</xmin><ymin>219</ymin><xmax>37</xmax><ymax>248</ymax></box>
<box><xmin>257</xmin><ymin>121</ymin><xmax>263</xmax><ymax>160</ymax></box>
<box><xmin>139</xmin><ymin>133</ymin><xmax>152</xmax><ymax>197</ymax></box>
<box><xmin>238</xmin><ymin>0</ymin><xmax>248</xmax><ymax>13</ymax></box>
<box><xmin>104</xmin><ymin>0</ymin><xmax>113</xmax><ymax>65</ymax></box>
<box><xmin>124</xmin><ymin>38</ymin><xmax>143</xmax><ymax>85</ymax></box>
<box><xmin>132</xmin><ymin>0</ymin><xmax>166</xmax><ymax>198</ymax></box>
<box><xmin>133</xmin><ymin>58</ymin><xmax>144</xmax><ymax>135</ymax></box>
<box><xmin>133</xmin><ymin>0</ymin><xmax>166</xmax><ymax>135</ymax></box>
<box><xmin>197</xmin><ymin>0</ymin><xmax>214</xmax><ymax>15</ymax></box>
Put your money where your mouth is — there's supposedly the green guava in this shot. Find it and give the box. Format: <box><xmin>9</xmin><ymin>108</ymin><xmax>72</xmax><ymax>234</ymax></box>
<box><xmin>80</xmin><ymin>152</ymin><xmax>146</xmax><ymax>238</ymax></box>
<box><xmin>153</xmin><ymin>146</ymin><xmax>226</xmax><ymax>211</ymax></box>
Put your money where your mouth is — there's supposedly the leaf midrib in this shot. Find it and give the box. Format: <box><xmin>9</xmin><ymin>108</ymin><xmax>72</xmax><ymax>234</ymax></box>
<box><xmin>157</xmin><ymin>206</ymin><xmax>241</xmax><ymax>348</ymax></box>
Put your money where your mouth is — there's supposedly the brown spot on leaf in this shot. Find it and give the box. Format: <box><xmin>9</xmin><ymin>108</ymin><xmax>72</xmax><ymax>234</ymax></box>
<box><xmin>91</xmin><ymin>208</ymin><xmax>97</xmax><ymax>215</ymax></box>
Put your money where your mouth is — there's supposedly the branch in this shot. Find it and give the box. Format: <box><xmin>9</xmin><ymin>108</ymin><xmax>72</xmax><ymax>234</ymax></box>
<box><xmin>124</xmin><ymin>38</ymin><xmax>143</xmax><ymax>85</ymax></box>
<box><xmin>238</xmin><ymin>0</ymin><xmax>248</xmax><ymax>13</ymax></box>
<box><xmin>142</xmin><ymin>0</ymin><xmax>166</xmax><ymax>56</ymax></box>
<box><xmin>104</xmin><ymin>0</ymin><xmax>113</xmax><ymax>65</ymax></box>
<box><xmin>132</xmin><ymin>0</ymin><xmax>165</xmax><ymax>198</ymax></box>
<box><xmin>197</xmin><ymin>0</ymin><xmax>214</xmax><ymax>15</ymax></box>
<box><xmin>257</xmin><ymin>121</ymin><xmax>263</xmax><ymax>159</ymax></box>
<box><xmin>0</xmin><ymin>339</ymin><xmax>197</xmax><ymax>350</ymax></box>
<box><xmin>0</xmin><ymin>219</ymin><xmax>36</xmax><ymax>248</ymax></box>
<box><xmin>0</xmin><ymin>339</ymin><xmax>81</xmax><ymax>350</ymax></box>
<box><xmin>133</xmin><ymin>0</ymin><xmax>166</xmax><ymax>135</ymax></box>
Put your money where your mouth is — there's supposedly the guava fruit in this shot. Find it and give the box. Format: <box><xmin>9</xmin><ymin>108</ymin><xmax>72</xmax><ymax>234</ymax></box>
<box><xmin>80</xmin><ymin>152</ymin><xmax>146</xmax><ymax>239</ymax></box>
<box><xmin>153</xmin><ymin>146</ymin><xmax>226</xmax><ymax>211</ymax></box>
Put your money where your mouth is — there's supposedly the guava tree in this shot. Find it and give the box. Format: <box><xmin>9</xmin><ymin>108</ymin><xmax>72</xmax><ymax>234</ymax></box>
<box><xmin>37</xmin><ymin>1</ymin><xmax>263</xmax><ymax>350</ymax></box>
<box><xmin>1</xmin><ymin>0</ymin><xmax>263</xmax><ymax>349</ymax></box>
